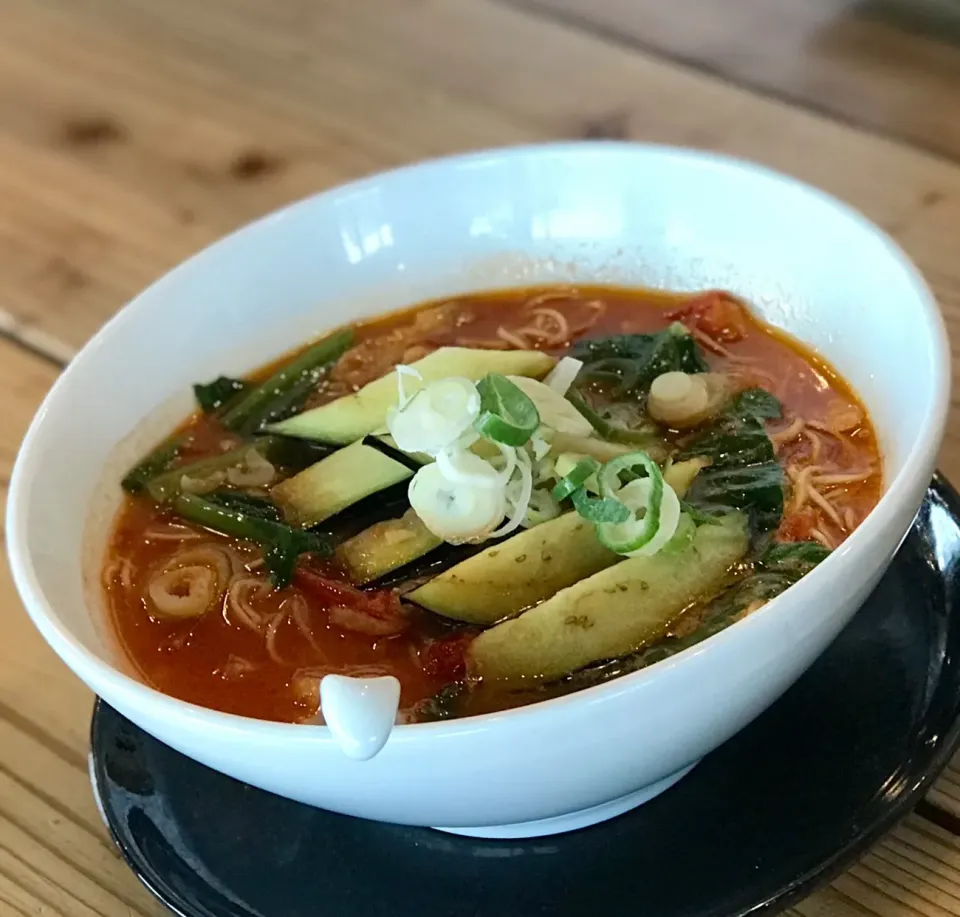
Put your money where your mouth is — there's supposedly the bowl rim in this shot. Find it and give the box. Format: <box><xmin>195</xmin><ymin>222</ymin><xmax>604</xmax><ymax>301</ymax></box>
<box><xmin>7</xmin><ymin>139</ymin><xmax>951</xmax><ymax>742</ymax></box>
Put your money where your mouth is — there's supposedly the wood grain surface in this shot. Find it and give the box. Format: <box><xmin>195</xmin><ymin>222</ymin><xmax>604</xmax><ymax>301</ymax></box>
<box><xmin>1</xmin><ymin>0</ymin><xmax>959</xmax><ymax>914</ymax></box>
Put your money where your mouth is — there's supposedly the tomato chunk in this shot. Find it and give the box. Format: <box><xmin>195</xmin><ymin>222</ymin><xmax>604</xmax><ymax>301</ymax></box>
<box><xmin>777</xmin><ymin>506</ymin><xmax>818</xmax><ymax>543</ymax></box>
<box><xmin>666</xmin><ymin>291</ymin><xmax>748</xmax><ymax>342</ymax></box>
<box><xmin>420</xmin><ymin>632</ymin><xmax>474</xmax><ymax>682</ymax></box>
<box><xmin>293</xmin><ymin>568</ymin><xmax>409</xmax><ymax>636</ymax></box>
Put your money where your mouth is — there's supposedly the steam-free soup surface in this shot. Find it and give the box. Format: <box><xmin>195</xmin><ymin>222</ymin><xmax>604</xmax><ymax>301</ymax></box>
<box><xmin>104</xmin><ymin>286</ymin><xmax>881</xmax><ymax>723</ymax></box>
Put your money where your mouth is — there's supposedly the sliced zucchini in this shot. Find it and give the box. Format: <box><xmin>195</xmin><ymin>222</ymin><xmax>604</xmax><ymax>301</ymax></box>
<box><xmin>337</xmin><ymin>510</ymin><xmax>443</xmax><ymax>585</ymax></box>
<box><xmin>271</xmin><ymin>440</ymin><xmax>412</xmax><ymax>527</ymax></box>
<box><xmin>468</xmin><ymin>513</ymin><xmax>748</xmax><ymax>684</ymax></box>
<box><xmin>407</xmin><ymin>512</ymin><xmax>619</xmax><ymax>625</ymax></box>
<box><xmin>268</xmin><ymin>347</ymin><xmax>555</xmax><ymax>445</ymax></box>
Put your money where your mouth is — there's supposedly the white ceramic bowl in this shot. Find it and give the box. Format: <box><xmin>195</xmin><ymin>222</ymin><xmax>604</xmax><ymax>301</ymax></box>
<box><xmin>8</xmin><ymin>142</ymin><xmax>949</xmax><ymax>838</ymax></box>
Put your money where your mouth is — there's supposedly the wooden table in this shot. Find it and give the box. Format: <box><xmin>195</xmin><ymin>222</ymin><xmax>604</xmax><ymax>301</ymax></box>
<box><xmin>3</xmin><ymin>0</ymin><xmax>960</xmax><ymax>913</ymax></box>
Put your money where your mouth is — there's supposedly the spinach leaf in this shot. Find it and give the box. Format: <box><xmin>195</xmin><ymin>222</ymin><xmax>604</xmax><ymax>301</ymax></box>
<box><xmin>757</xmin><ymin>541</ymin><xmax>831</xmax><ymax>581</ymax></box>
<box><xmin>685</xmin><ymin>463</ymin><xmax>784</xmax><ymax>534</ymax></box>
<box><xmin>679</xmin><ymin>387</ymin><xmax>785</xmax><ymax>534</ymax></box>
<box><xmin>207</xmin><ymin>490</ymin><xmax>332</xmax><ymax>585</ymax></box>
<box><xmin>207</xmin><ymin>490</ymin><xmax>283</xmax><ymax>523</ymax></box>
<box><xmin>571</xmin><ymin>322</ymin><xmax>708</xmax><ymax>397</ymax></box>
<box><xmin>566</xmin><ymin>389</ymin><xmax>661</xmax><ymax>446</ymax></box>
<box><xmin>174</xmin><ymin>491</ymin><xmax>331</xmax><ymax>588</ymax></box>
<box><xmin>194</xmin><ymin>376</ymin><xmax>248</xmax><ymax>413</ymax></box>
<box><xmin>732</xmin><ymin>387</ymin><xmax>782</xmax><ymax>421</ymax></box>
<box><xmin>262</xmin><ymin>526</ymin><xmax>332</xmax><ymax>588</ymax></box>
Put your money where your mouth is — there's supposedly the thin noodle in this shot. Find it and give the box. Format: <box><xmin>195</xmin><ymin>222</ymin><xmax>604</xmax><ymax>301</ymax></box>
<box><xmin>790</xmin><ymin>465</ymin><xmax>814</xmax><ymax>513</ymax></box>
<box><xmin>291</xmin><ymin>597</ymin><xmax>328</xmax><ymax>659</ymax></box>
<box><xmin>265</xmin><ymin>613</ymin><xmax>288</xmax><ymax>665</ymax></box>
<box><xmin>166</xmin><ymin>544</ymin><xmax>240</xmax><ymax>586</ymax></box>
<box><xmin>226</xmin><ymin>575</ymin><xmax>272</xmax><ymax>633</ymax></box>
<box><xmin>525</xmin><ymin>288</ymin><xmax>578</xmax><ymax>308</ymax></box>
<box><xmin>496</xmin><ymin>327</ymin><xmax>532</xmax><ymax>349</ymax></box>
<box><xmin>690</xmin><ymin>327</ymin><xmax>735</xmax><ymax>358</ymax></box>
<box><xmin>843</xmin><ymin>508</ymin><xmax>857</xmax><ymax>531</ymax></box>
<box><xmin>803</xmin><ymin>429</ymin><xmax>824</xmax><ymax>464</ymax></box>
<box><xmin>770</xmin><ymin>418</ymin><xmax>804</xmax><ymax>446</ymax></box>
<box><xmin>119</xmin><ymin>558</ymin><xmax>134</xmax><ymax>591</ymax></box>
<box><xmin>807</xmin><ymin>419</ymin><xmax>861</xmax><ymax>435</ymax></box>
<box><xmin>453</xmin><ymin>337</ymin><xmax>509</xmax><ymax>350</ymax></box>
<box><xmin>409</xmin><ymin>643</ymin><xmax>423</xmax><ymax>670</ymax></box>
<box><xmin>104</xmin><ymin>557</ymin><xmax>136</xmax><ymax>591</ymax></box>
<box><xmin>806</xmin><ymin>483</ymin><xmax>845</xmax><ymax>529</ymax></box>
<box><xmin>143</xmin><ymin>523</ymin><xmax>204</xmax><ymax>542</ymax></box>
<box><xmin>813</xmin><ymin>470</ymin><xmax>875</xmax><ymax>487</ymax></box>
<box><xmin>811</xmin><ymin>528</ymin><xmax>836</xmax><ymax>549</ymax></box>
<box><xmin>531</xmin><ymin>306</ymin><xmax>571</xmax><ymax>338</ymax></box>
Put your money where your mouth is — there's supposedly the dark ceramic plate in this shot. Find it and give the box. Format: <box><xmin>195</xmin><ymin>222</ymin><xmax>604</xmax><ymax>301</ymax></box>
<box><xmin>90</xmin><ymin>474</ymin><xmax>960</xmax><ymax>917</ymax></box>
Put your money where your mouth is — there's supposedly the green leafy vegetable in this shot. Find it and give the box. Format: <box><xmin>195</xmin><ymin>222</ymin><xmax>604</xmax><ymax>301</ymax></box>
<box><xmin>194</xmin><ymin>376</ymin><xmax>248</xmax><ymax>413</ymax></box>
<box><xmin>679</xmin><ymin>387</ymin><xmax>785</xmax><ymax>535</ymax></box>
<box><xmin>685</xmin><ymin>463</ymin><xmax>784</xmax><ymax>534</ymax></box>
<box><xmin>206</xmin><ymin>490</ymin><xmax>283</xmax><ymax>523</ymax></box>
<box><xmin>734</xmin><ymin>387</ymin><xmax>782</xmax><ymax>421</ymax></box>
<box><xmin>121</xmin><ymin>439</ymin><xmax>181</xmax><ymax>494</ymax></box>
<box><xmin>475</xmin><ymin>373</ymin><xmax>540</xmax><ymax>446</ymax></box>
<box><xmin>219</xmin><ymin>327</ymin><xmax>354</xmax><ymax>436</ymax></box>
<box><xmin>122</xmin><ymin>330</ymin><xmax>352</xmax><ymax>494</ymax></box>
<box><xmin>172</xmin><ymin>493</ymin><xmax>332</xmax><ymax>587</ymax></box>
<box><xmin>565</xmin><ymin>389</ymin><xmax>661</xmax><ymax>446</ymax></box>
<box><xmin>757</xmin><ymin>541</ymin><xmax>831</xmax><ymax>580</ymax></box>
<box><xmin>571</xmin><ymin>322</ymin><xmax>708</xmax><ymax>397</ymax></box>
<box><xmin>570</xmin><ymin>488</ymin><xmax>632</xmax><ymax>524</ymax></box>
<box><xmin>678</xmin><ymin>500</ymin><xmax>723</xmax><ymax>526</ymax></box>
<box><xmin>552</xmin><ymin>457</ymin><xmax>601</xmax><ymax>501</ymax></box>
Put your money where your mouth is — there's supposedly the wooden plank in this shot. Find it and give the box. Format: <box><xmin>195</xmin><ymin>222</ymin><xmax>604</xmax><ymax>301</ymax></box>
<box><xmin>928</xmin><ymin>764</ymin><xmax>960</xmax><ymax>820</ymax></box>
<box><xmin>4</xmin><ymin>0</ymin><xmax>960</xmax><ymax>473</ymax></box>
<box><xmin>0</xmin><ymin>1</ymin><xmax>956</xmax><ymax>445</ymax></box>
<box><xmin>519</xmin><ymin>0</ymin><xmax>960</xmax><ymax>163</ymax></box>
<box><xmin>0</xmin><ymin>338</ymin><xmax>165</xmax><ymax>914</ymax></box>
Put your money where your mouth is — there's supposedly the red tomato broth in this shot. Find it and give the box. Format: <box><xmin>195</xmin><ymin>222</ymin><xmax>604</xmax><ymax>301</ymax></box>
<box><xmin>103</xmin><ymin>285</ymin><xmax>882</xmax><ymax>723</ymax></box>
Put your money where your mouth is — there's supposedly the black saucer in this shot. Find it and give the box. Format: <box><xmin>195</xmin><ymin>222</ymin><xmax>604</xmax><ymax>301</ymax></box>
<box><xmin>90</xmin><ymin>474</ymin><xmax>960</xmax><ymax>917</ymax></box>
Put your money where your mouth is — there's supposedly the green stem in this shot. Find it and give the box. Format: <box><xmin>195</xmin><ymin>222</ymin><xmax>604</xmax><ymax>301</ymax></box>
<box><xmin>219</xmin><ymin>327</ymin><xmax>354</xmax><ymax>435</ymax></box>
<box><xmin>566</xmin><ymin>389</ymin><xmax>659</xmax><ymax>447</ymax></box>
<box><xmin>121</xmin><ymin>437</ymin><xmax>184</xmax><ymax>494</ymax></box>
<box><xmin>173</xmin><ymin>492</ymin><xmax>289</xmax><ymax>544</ymax></box>
<box><xmin>172</xmin><ymin>493</ymin><xmax>332</xmax><ymax>586</ymax></box>
<box><xmin>120</xmin><ymin>328</ymin><xmax>352</xmax><ymax>493</ymax></box>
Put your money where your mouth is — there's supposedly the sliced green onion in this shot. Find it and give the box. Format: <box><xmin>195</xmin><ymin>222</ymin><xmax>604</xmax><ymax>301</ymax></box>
<box><xmin>552</xmin><ymin>457</ymin><xmax>601</xmax><ymax>501</ymax></box>
<box><xmin>475</xmin><ymin>373</ymin><xmax>540</xmax><ymax>447</ymax></box>
<box><xmin>570</xmin><ymin>488</ymin><xmax>632</xmax><ymax>524</ymax></box>
<box><xmin>598</xmin><ymin>451</ymin><xmax>664</xmax><ymax>500</ymax></box>
<box><xmin>595</xmin><ymin>452</ymin><xmax>668</xmax><ymax>555</ymax></box>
